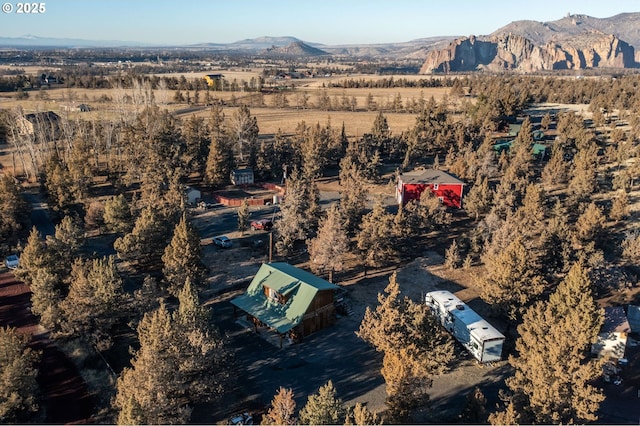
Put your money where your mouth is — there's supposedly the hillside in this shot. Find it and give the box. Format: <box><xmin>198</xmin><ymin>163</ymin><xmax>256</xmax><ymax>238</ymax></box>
<box><xmin>420</xmin><ymin>13</ymin><xmax>640</xmax><ymax>73</ymax></box>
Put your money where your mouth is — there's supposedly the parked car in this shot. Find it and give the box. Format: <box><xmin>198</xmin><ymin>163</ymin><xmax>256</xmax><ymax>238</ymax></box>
<box><xmin>212</xmin><ymin>235</ymin><xmax>232</xmax><ymax>248</ymax></box>
<box><xmin>5</xmin><ymin>254</ymin><xmax>19</xmax><ymax>270</ymax></box>
<box><xmin>250</xmin><ymin>219</ymin><xmax>273</xmax><ymax>231</ymax></box>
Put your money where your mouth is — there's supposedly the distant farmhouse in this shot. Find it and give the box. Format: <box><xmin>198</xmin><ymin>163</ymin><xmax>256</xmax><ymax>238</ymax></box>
<box><xmin>204</xmin><ymin>74</ymin><xmax>224</xmax><ymax>87</ymax></box>
<box><xmin>231</xmin><ymin>168</ymin><xmax>255</xmax><ymax>186</ymax></box>
<box><xmin>230</xmin><ymin>263</ymin><xmax>339</xmax><ymax>347</ymax></box>
<box><xmin>396</xmin><ymin>168</ymin><xmax>465</xmax><ymax>208</ymax></box>
<box><xmin>14</xmin><ymin>111</ymin><xmax>61</xmax><ymax>140</ymax></box>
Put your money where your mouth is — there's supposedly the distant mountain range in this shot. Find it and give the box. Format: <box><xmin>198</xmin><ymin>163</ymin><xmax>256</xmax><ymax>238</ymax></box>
<box><xmin>1</xmin><ymin>12</ymin><xmax>639</xmax><ymax>70</ymax></box>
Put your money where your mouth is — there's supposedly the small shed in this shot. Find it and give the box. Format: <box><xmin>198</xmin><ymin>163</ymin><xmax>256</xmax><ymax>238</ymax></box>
<box><xmin>396</xmin><ymin>168</ymin><xmax>465</xmax><ymax>208</ymax></box>
<box><xmin>230</xmin><ymin>263</ymin><xmax>339</xmax><ymax>346</ymax></box>
<box><xmin>591</xmin><ymin>306</ymin><xmax>630</xmax><ymax>360</ymax></box>
<box><xmin>426</xmin><ymin>290</ymin><xmax>504</xmax><ymax>363</ymax></box>
<box><xmin>231</xmin><ymin>168</ymin><xmax>255</xmax><ymax>185</ymax></box>
<box><xmin>185</xmin><ymin>186</ymin><xmax>201</xmax><ymax>205</ymax></box>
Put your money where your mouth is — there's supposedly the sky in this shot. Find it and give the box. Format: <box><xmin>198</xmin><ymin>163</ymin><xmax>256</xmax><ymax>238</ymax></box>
<box><xmin>0</xmin><ymin>0</ymin><xmax>638</xmax><ymax>46</ymax></box>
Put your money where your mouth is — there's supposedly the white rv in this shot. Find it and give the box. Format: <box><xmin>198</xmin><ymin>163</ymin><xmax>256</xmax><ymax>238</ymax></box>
<box><xmin>425</xmin><ymin>290</ymin><xmax>504</xmax><ymax>363</ymax></box>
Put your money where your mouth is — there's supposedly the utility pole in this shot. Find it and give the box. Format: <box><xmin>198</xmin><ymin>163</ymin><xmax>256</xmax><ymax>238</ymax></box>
<box><xmin>269</xmin><ymin>231</ymin><xmax>273</xmax><ymax>263</ymax></box>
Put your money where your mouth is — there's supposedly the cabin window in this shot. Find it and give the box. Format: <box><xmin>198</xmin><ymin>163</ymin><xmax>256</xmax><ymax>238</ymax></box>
<box><xmin>433</xmin><ymin>184</ymin><xmax>439</xmax><ymax>190</ymax></box>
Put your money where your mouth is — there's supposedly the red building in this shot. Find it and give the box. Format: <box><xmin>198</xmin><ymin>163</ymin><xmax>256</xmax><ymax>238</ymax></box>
<box><xmin>396</xmin><ymin>169</ymin><xmax>465</xmax><ymax>208</ymax></box>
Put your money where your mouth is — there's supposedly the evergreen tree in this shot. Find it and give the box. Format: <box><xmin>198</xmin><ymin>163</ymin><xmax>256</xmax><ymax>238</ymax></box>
<box><xmin>338</xmin><ymin>156</ymin><xmax>367</xmax><ymax>236</ymax></box>
<box><xmin>357</xmin><ymin>273</ymin><xmax>454</xmax><ymax>421</ymax></box>
<box><xmin>162</xmin><ymin>214</ymin><xmax>206</xmax><ymax>295</ymax></box>
<box><xmin>183</xmin><ymin>115</ymin><xmax>210</xmax><ymax>175</ymax></box>
<box><xmin>298</xmin><ymin>381</ymin><xmax>346</xmax><ymax>426</ymax></box>
<box><xmin>464</xmin><ymin>176</ymin><xmax>491</xmax><ymax>221</ymax></box>
<box><xmin>114</xmin><ymin>206</ymin><xmax>168</xmax><ymax>268</ymax></box>
<box><xmin>60</xmin><ymin>256</ymin><xmax>124</xmax><ymax>348</ymax></box>
<box><xmin>573</xmin><ymin>202</ymin><xmax>605</xmax><ymax>249</ymax></box>
<box><xmin>228</xmin><ymin>104</ymin><xmax>258</xmax><ymax>162</ymax></box>
<box><xmin>356</xmin><ymin>199</ymin><xmax>397</xmax><ymax>269</ymax></box>
<box><xmin>477</xmin><ymin>235</ymin><xmax>546</xmax><ymax>319</ymax></box>
<box><xmin>262</xmin><ymin>387</ymin><xmax>297</xmax><ymax>426</ymax></box>
<box><xmin>172</xmin><ymin>278</ymin><xmax>231</xmax><ymax>405</ymax></box>
<box><xmin>205</xmin><ymin>134</ymin><xmax>235</xmax><ymax>188</ymax></box>
<box><xmin>0</xmin><ymin>175</ymin><xmax>30</xmax><ymax>252</ymax></box>
<box><xmin>308</xmin><ymin>205</ymin><xmax>349</xmax><ymax>282</ymax></box>
<box><xmin>444</xmin><ymin>239</ymin><xmax>461</xmax><ymax>270</ymax></box>
<box><xmin>0</xmin><ymin>326</ymin><xmax>40</xmax><ymax>423</ymax></box>
<box><xmin>103</xmin><ymin>194</ymin><xmax>133</xmax><ymax>234</ymax></box>
<box><xmin>348</xmin><ymin>402</ymin><xmax>379</xmax><ymax>426</ymax></box>
<box><xmin>493</xmin><ymin>262</ymin><xmax>604</xmax><ymax>424</ymax></box>
<box><xmin>458</xmin><ymin>387</ymin><xmax>487</xmax><ymax>424</ymax></box>
<box><xmin>114</xmin><ymin>304</ymin><xmax>191</xmax><ymax>425</ymax></box>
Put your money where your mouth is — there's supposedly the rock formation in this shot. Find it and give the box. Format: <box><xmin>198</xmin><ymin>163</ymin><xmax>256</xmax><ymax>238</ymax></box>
<box><xmin>419</xmin><ymin>32</ymin><xmax>636</xmax><ymax>73</ymax></box>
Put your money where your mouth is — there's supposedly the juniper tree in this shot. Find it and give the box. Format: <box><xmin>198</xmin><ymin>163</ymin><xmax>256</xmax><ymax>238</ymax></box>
<box><xmin>573</xmin><ymin>202</ymin><xmax>605</xmax><ymax>249</ymax></box>
<box><xmin>205</xmin><ymin>134</ymin><xmax>235</xmax><ymax>188</ymax></box>
<box><xmin>114</xmin><ymin>206</ymin><xmax>168</xmax><ymax>268</ymax></box>
<box><xmin>492</xmin><ymin>262</ymin><xmax>604</xmax><ymax>425</ymax></box>
<box><xmin>0</xmin><ymin>326</ymin><xmax>40</xmax><ymax>423</ymax></box>
<box><xmin>308</xmin><ymin>205</ymin><xmax>349</xmax><ymax>283</ymax></box>
<box><xmin>0</xmin><ymin>175</ymin><xmax>29</xmax><ymax>251</ymax></box>
<box><xmin>162</xmin><ymin>214</ymin><xmax>206</xmax><ymax>295</ymax></box>
<box><xmin>357</xmin><ymin>273</ymin><xmax>454</xmax><ymax>422</ymax></box>
<box><xmin>356</xmin><ymin>199</ymin><xmax>397</xmax><ymax>269</ymax></box>
<box><xmin>114</xmin><ymin>304</ymin><xmax>191</xmax><ymax>425</ymax></box>
<box><xmin>477</xmin><ymin>235</ymin><xmax>546</xmax><ymax>319</ymax></box>
<box><xmin>298</xmin><ymin>380</ymin><xmax>346</xmax><ymax>426</ymax></box>
<box><xmin>60</xmin><ymin>256</ymin><xmax>125</xmax><ymax>348</ymax></box>
<box><xmin>338</xmin><ymin>156</ymin><xmax>367</xmax><ymax>236</ymax></box>
<box><xmin>103</xmin><ymin>194</ymin><xmax>133</xmax><ymax>234</ymax></box>
<box><xmin>262</xmin><ymin>387</ymin><xmax>297</xmax><ymax>426</ymax></box>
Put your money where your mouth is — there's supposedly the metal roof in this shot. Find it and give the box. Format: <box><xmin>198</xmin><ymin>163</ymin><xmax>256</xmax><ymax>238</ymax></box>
<box><xmin>427</xmin><ymin>290</ymin><xmax>504</xmax><ymax>342</ymax></box>
<box><xmin>398</xmin><ymin>169</ymin><xmax>465</xmax><ymax>185</ymax></box>
<box><xmin>230</xmin><ymin>263</ymin><xmax>338</xmax><ymax>334</ymax></box>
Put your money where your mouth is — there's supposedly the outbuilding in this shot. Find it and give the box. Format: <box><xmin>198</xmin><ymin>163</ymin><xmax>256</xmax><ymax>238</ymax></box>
<box><xmin>396</xmin><ymin>169</ymin><xmax>465</xmax><ymax>208</ymax></box>
<box><xmin>591</xmin><ymin>306</ymin><xmax>630</xmax><ymax>360</ymax></box>
<box><xmin>184</xmin><ymin>186</ymin><xmax>201</xmax><ymax>205</ymax></box>
<box><xmin>425</xmin><ymin>290</ymin><xmax>504</xmax><ymax>363</ymax></box>
<box><xmin>230</xmin><ymin>262</ymin><xmax>339</xmax><ymax>346</ymax></box>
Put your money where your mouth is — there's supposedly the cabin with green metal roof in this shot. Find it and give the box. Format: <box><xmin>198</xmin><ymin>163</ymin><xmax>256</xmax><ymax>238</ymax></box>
<box><xmin>230</xmin><ymin>262</ymin><xmax>339</xmax><ymax>345</ymax></box>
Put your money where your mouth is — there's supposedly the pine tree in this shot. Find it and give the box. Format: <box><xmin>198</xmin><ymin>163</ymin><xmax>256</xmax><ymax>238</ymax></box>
<box><xmin>0</xmin><ymin>326</ymin><xmax>40</xmax><ymax>423</ymax></box>
<box><xmin>162</xmin><ymin>214</ymin><xmax>206</xmax><ymax>295</ymax></box>
<box><xmin>458</xmin><ymin>387</ymin><xmax>487</xmax><ymax>424</ymax></box>
<box><xmin>496</xmin><ymin>262</ymin><xmax>604</xmax><ymax>424</ymax></box>
<box><xmin>262</xmin><ymin>387</ymin><xmax>297</xmax><ymax>425</ymax></box>
<box><xmin>298</xmin><ymin>380</ymin><xmax>346</xmax><ymax>426</ymax></box>
<box><xmin>308</xmin><ymin>205</ymin><xmax>349</xmax><ymax>282</ymax></box>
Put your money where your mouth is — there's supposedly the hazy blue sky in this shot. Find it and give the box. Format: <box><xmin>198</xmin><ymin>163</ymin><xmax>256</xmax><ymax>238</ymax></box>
<box><xmin>0</xmin><ymin>0</ymin><xmax>638</xmax><ymax>45</ymax></box>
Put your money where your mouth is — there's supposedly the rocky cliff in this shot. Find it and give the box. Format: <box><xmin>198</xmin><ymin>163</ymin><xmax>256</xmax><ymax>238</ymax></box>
<box><xmin>419</xmin><ymin>32</ymin><xmax>636</xmax><ymax>73</ymax></box>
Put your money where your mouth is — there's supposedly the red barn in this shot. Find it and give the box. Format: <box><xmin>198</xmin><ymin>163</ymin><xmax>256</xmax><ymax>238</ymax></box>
<box><xmin>396</xmin><ymin>169</ymin><xmax>465</xmax><ymax>208</ymax></box>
